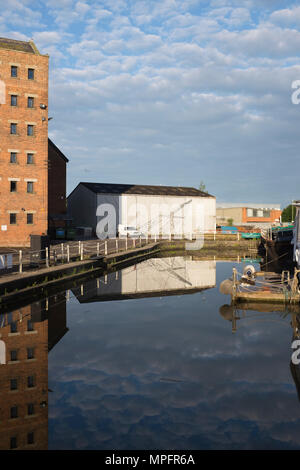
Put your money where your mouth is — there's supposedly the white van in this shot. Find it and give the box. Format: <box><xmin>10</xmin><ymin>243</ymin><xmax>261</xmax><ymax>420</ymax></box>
<box><xmin>118</xmin><ymin>225</ymin><xmax>145</xmax><ymax>238</ymax></box>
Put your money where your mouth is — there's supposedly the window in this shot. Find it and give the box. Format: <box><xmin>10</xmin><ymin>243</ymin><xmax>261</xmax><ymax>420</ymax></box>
<box><xmin>27</xmin><ymin>319</ymin><xmax>34</xmax><ymax>331</ymax></box>
<box><xmin>27</xmin><ymin>403</ymin><xmax>34</xmax><ymax>415</ymax></box>
<box><xmin>10</xmin><ymin>213</ymin><xmax>17</xmax><ymax>225</ymax></box>
<box><xmin>10</xmin><ymin>350</ymin><xmax>18</xmax><ymax>361</ymax></box>
<box><xmin>27</xmin><ymin>213</ymin><xmax>33</xmax><ymax>225</ymax></box>
<box><xmin>27</xmin><ymin>376</ymin><xmax>34</xmax><ymax>388</ymax></box>
<box><xmin>10</xmin><ymin>123</ymin><xmax>17</xmax><ymax>134</ymax></box>
<box><xmin>27</xmin><ymin>125</ymin><xmax>34</xmax><ymax>136</ymax></box>
<box><xmin>27</xmin><ymin>347</ymin><xmax>34</xmax><ymax>359</ymax></box>
<box><xmin>27</xmin><ymin>432</ymin><xmax>34</xmax><ymax>445</ymax></box>
<box><xmin>10</xmin><ymin>379</ymin><xmax>18</xmax><ymax>390</ymax></box>
<box><xmin>27</xmin><ymin>97</ymin><xmax>34</xmax><ymax>108</ymax></box>
<box><xmin>11</xmin><ymin>95</ymin><xmax>17</xmax><ymax>106</ymax></box>
<box><xmin>10</xmin><ymin>406</ymin><xmax>18</xmax><ymax>419</ymax></box>
<box><xmin>10</xmin><ymin>181</ymin><xmax>17</xmax><ymax>192</ymax></box>
<box><xmin>28</xmin><ymin>68</ymin><xmax>34</xmax><ymax>80</ymax></box>
<box><xmin>11</xmin><ymin>66</ymin><xmax>17</xmax><ymax>77</ymax></box>
<box><xmin>27</xmin><ymin>182</ymin><xmax>34</xmax><ymax>193</ymax></box>
<box><xmin>10</xmin><ymin>321</ymin><xmax>17</xmax><ymax>333</ymax></box>
<box><xmin>10</xmin><ymin>437</ymin><xmax>17</xmax><ymax>449</ymax></box>
<box><xmin>10</xmin><ymin>152</ymin><xmax>17</xmax><ymax>163</ymax></box>
<box><xmin>27</xmin><ymin>153</ymin><xmax>34</xmax><ymax>164</ymax></box>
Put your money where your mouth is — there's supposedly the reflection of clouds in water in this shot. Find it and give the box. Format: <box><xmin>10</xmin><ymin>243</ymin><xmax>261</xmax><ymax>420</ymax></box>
<box><xmin>48</xmin><ymin>262</ymin><xmax>300</xmax><ymax>449</ymax></box>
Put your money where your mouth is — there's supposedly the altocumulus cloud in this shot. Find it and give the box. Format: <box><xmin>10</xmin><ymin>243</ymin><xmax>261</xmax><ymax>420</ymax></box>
<box><xmin>1</xmin><ymin>0</ymin><xmax>300</xmax><ymax>205</ymax></box>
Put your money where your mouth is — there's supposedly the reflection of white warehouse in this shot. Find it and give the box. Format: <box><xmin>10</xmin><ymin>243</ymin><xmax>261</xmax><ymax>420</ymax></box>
<box><xmin>67</xmin><ymin>182</ymin><xmax>216</xmax><ymax>238</ymax></box>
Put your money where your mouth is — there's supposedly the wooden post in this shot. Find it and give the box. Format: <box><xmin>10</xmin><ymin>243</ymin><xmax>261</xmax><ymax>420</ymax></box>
<box><xmin>133</xmin><ymin>238</ymin><xmax>136</xmax><ymax>248</ymax></box>
<box><xmin>125</xmin><ymin>238</ymin><xmax>128</xmax><ymax>251</ymax></box>
<box><xmin>97</xmin><ymin>242</ymin><xmax>100</xmax><ymax>257</ymax></box>
<box><xmin>80</xmin><ymin>243</ymin><xmax>83</xmax><ymax>261</ymax></box>
<box><xmin>116</xmin><ymin>239</ymin><xmax>118</xmax><ymax>252</ymax></box>
<box><xmin>78</xmin><ymin>241</ymin><xmax>81</xmax><ymax>255</ymax></box>
<box><xmin>105</xmin><ymin>240</ymin><xmax>108</xmax><ymax>255</ymax></box>
<box><xmin>67</xmin><ymin>245</ymin><xmax>70</xmax><ymax>263</ymax></box>
<box><xmin>61</xmin><ymin>243</ymin><xmax>64</xmax><ymax>262</ymax></box>
<box><xmin>237</xmin><ymin>232</ymin><xmax>240</xmax><ymax>241</ymax></box>
<box><xmin>19</xmin><ymin>250</ymin><xmax>22</xmax><ymax>274</ymax></box>
<box><xmin>232</xmin><ymin>268</ymin><xmax>237</xmax><ymax>301</ymax></box>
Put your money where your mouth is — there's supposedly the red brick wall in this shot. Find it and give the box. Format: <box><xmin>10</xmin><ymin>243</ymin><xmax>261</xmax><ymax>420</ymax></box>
<box><xmin>0</xmin><ymin>47</ymin><xmax>49</xmax><ymax>247</ymax></box>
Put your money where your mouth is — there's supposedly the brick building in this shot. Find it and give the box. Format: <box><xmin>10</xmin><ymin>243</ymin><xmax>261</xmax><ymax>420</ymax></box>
<box><xmin>0</xmin><ymin>37</ymin><xmax>69</xmax><ymax>247</ymax></box>
<box><xmin>216</xmin><ymin>203</ymin><xmax>281</xmax><ymax>229</ymax></box>
<box><xmin>48</xmin><ymin>138</ymin><xmax>69</xmax><ymax>239</ymax></box>
<box><xmin>0</xmin><ymin>37</ymin><xmax>49</xmax><ymax>247</ymax></box>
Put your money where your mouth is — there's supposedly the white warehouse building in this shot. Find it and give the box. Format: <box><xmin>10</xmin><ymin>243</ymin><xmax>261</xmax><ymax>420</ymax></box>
<box><xmin>67</xmin><ymin>182</ymin><xmax>216</xmax><ymax>239</ymax></box>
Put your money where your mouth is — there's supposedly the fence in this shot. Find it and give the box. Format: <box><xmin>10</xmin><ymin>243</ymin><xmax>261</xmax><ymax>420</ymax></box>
<box><xmin>0</xmin><ymin>231</ymin><xmax>260</xmax><ymax>279</ymax></box>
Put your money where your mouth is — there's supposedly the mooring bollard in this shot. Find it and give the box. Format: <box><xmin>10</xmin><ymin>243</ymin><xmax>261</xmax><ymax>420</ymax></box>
<box><xmin>19</xmin><ymin>250</ymin><xmax>22</xmax><ymax>274</ymax></box>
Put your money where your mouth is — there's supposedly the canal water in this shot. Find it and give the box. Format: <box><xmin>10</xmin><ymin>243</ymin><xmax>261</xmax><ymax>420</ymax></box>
<box><xmin>1</xmin><ymin>256</ymin><xmax>300</xmax><ymax>450</ymax></box>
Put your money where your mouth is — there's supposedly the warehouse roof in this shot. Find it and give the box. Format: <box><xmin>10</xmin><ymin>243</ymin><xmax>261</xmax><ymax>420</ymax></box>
<box><xmin>0</xmin><ymin>37</ymin><xmax>39</xmax><ymax>54</ymax></box>
<box><xmin>48</xmin><ymin>138</ymin><xmax>69</xmax><ymax>163</ymax></box>
<box><xmin>79</xmin><ymin>182</ymin><xmax>214</xmax><ymax>198</ymax></box>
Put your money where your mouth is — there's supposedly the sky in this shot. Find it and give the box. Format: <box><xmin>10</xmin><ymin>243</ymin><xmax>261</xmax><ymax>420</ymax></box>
<box><xmin>1</xmin><ymin>0</ymin><xmax>300</xmax><ymax>208</ymax></box>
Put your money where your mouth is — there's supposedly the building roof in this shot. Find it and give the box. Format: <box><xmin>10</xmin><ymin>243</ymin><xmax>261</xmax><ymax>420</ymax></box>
<box><xmin>78</xmin><ymin>182</ymin><xmax>214</xmax><ymax>198</ymax></box>
<box><xmin>48</xmin><ymin>138</ymin><xmax>69</xmax><ymax>163</ymax></box>
<box><xmin>0</xmin><ymin>37</ymin><xmax>40</xmax><ymax>54</ymax></box>
<box><xmin>217</xmin><ymin>202</ymin><xmax>280</xmax><ymax>210</ymax></box>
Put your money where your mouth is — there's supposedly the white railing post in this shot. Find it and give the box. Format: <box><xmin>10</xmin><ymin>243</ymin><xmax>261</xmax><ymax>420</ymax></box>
<box><xmin>45</xmin><ymin>247</ymin><xmax>49</xmax><ymax>268</ymax></box>
<box><xmin>61</xmin><ymin>243</ymin><xmax>64</xmax><ymax>262</ymax></box>
<box><xmin>105</xmin><ymin>240</ymin><xmax>108</xmax><ymax>255</ymax></box>
<box><xmin>97</xmin><ymin>242</ymin><xmax>99</xmax><ymax>257</ymax></box>
<box><xmin>78</xmin><ymin>241</ymin><xmax>81</xmax><ymax>255</ymax></box>
<box><xmin>80</xmin><ymin>243</ymin><xmax>83</xmax><ymax>261</ymax></box>
<box><xmin>116</xmin><ymin>239</ymin><xmax>118</xmax><ymax>252</ymax></box>
<box><xmin>125</xmin><ymin>238</ymin><xmax>128</xmax><ymax>251</ymax></box>
<box><xmin>67</xmin><ymin>245</ymin><xmax>70</xmax><ymax>263</ymax></box>
<box><xmin>19</xmin><ymin>250</ymin><xmax>22</xmax><ymax>273</ymax></box>
<box><xmin>133</xmin><ymin>238</ymin><xmax>136</xmax><ymax>248</ymax></box>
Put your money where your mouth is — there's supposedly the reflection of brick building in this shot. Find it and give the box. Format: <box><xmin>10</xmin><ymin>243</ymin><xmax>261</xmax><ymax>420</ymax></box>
<box><xmin>216</xmin><ymin>203</ymin><xmax>281</xmax><ymax>229</ymax></box>
<box><xmin>0</xmin><ymin>293</ymin><xmax>67</xmax><ymax>450</ymax></box>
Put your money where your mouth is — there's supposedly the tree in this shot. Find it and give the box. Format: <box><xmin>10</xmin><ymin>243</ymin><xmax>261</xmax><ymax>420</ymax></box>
<box><xmin>199</xmin><ymin>181</ymin><xmax>208</xmax><ymax>193</ymax></box>
<box><xmin>281</xmin><ymin>204</ymin><xmax>295</xmax><ymax>222</ymax></box>
<box><xmin>227</xmin><ymin>218</ymin><xmax>234</xmax><ymax>226</ymax></box>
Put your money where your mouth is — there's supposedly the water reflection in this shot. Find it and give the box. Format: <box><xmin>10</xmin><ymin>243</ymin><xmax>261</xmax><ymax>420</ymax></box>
<box><xmin>1</xmin><ymin>257</ymin><xmax>300</xmax><ymax>449</ymax></box>
<box><xmin>0</xmin><ymin>294</ymin><xmax>68</xmax><ymax>450</ymax></box>
<box><xmin>72</xmin><ymin>257</ymin><xmax>216</xmax><ymax>302</ymax></box>
<box><xmin>219</xmin><ymin>301</ymin><xmax>300</xmax><ymax>405</ymax></box>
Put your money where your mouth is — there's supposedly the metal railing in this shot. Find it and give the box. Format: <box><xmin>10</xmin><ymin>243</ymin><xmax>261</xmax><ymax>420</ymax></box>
<box><xmin>0</xmin><ymin>231</ymin><xmax>260</xmax><ymax>279</ymax></box>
